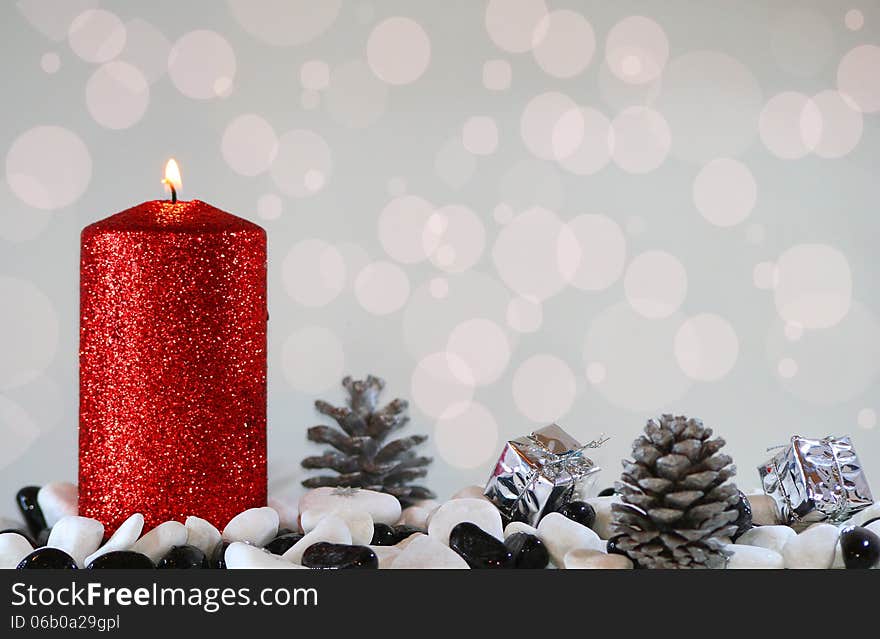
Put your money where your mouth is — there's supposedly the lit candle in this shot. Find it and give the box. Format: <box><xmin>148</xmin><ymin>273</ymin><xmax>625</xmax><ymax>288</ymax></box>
<box><xmin>79</xmin><ymin>160</ymin><xmax>267</xmax><ymax>532</ymax></box>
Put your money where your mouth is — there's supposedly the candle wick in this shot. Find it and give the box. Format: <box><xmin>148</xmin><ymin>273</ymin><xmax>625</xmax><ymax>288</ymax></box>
<box><xmin>163</xmin><ymin>179</ymin><xmax>178</xmax><ymax>204</ymax></box>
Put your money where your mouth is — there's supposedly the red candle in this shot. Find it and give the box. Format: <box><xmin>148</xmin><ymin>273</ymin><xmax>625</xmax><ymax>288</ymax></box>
<box><xmin>79</xmin><ymin>160</ymin><xmax>267</xmax><ymax>532</ymax></box>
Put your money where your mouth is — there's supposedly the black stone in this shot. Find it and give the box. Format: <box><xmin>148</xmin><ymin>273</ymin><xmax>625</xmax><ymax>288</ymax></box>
<box><xmin>450</xmin><ymin>522</ymin><xmax>513</xmax><ymax>569</ymax></box>
<box><xmin>840</xmin><ymin>526</ymin><xmax>880</xmax><ymax>569</ymax></box>
<box><xmin>87</xmin><ymin>551</ymin><xmax>154</xmax><ymax>569</ymax></box>
<box><xmin>157</xmin><ymin>544</ymin><xmax>209</xmax><ymax>569</ymax></box>
<box><xmin>17</xmin><ymin>547</ymin><xmax>77</xmax><ymax>569</ymax></box>
<box><xmin>731</xmin><ymin>491</ymin><xmax>753</xmax><ymax>540</ymax></box>
<box><xmin>503</xmin><ymin>532</ymin><xmax>548</xmax><ymax>569</ymax></box>
<box><xmin>370</xmin><ymin>523</ymin><xmax>397</xmax><ymax>546</ymax></box>
<box><xmin>0</xmin><ymin>529</ymin><xmax>35</xmax><ymax>548</ymax></box>
<box><xmin>210</xmin><ymin>541</ymin><xmax>231</xmax><ymax>569</ymax></box>
<box><xmin>16</xmin><ymin>486</ymin><xmax>46</xmax><ymax>537</ymax></box>
<box><xmin>556</xmin><ymin>501</ymin><xmax>596</xmax><ymax>529</ymax></box>
<box><xmin>276</xmin><ymin>528</ymin><xmax>295</xmax><ymax>536</ymax></box>
<box><xmin>36</xmin><ymin>529</ymin><xmax>51</xmax><ymax>547</ymax></box>
<box><xmin>301</xmin><ymin>543</ymin><xmax>378</xmax><ymax>569</ymax></box>
<box><xmin>264</xmin><ymin>532</ymin><xmax>304</xmax><ymax>555</ymax></box>
<box><xmin>606</xmin><ymin>536</ymin><xmax>626</xmax><ymax>556</ymax></box>
<box><xmin>392</xmin><ymin>525</ymin><xmax>423</xmax><ymax>543</ymax></box>
<box><xmin>597</xmin><ymin>487</ymin><xmax>616</xmax><ymax>497</ymax></box>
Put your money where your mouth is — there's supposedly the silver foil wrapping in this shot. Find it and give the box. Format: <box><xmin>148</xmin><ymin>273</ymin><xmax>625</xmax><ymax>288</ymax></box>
<box><xmin>484</xmin><ymin>424</ymin><xmax>603</xmax><ymax>525</ymax></box>
<box><xmin>759</xmin><ymin>435</ymin><xmax>873</xmax><ymax>526</ymax></box>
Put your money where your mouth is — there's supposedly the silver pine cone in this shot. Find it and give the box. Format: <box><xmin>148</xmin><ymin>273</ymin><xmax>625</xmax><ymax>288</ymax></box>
<box><xmin>301</xmin><ymin>375</ymin><xmax>435</xmax><ymax>507</ymax></box>
<box><xmin>611</xmin><ymin>414</ymin><xmax>739</xmax><ymax>569</ymax></box>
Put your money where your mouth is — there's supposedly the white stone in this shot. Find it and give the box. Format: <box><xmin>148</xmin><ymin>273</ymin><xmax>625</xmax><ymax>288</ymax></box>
<box><xmin>395</xmin><ymin>532</ymin><xmax>423</xmax><ymax>549</ymax></box>
<box><xmin>735</xmin><ymin>525</ymin><xmax>796</xmax><ymax>554</ymax></box>
<box><xmin>299</xmin><ymin>487</ymin><xmax>401</xmax><ymax>526</ymax></box>
<box><xmin>400</xmin><ymin>506</ymin><xmax>430</xmax><ymax>530</ymax></box>
<box><xmin>451</xmin><ymin>485</ymin><xmax>490</xmax><ymax>501</ymax></box>
<box><xmin>413</xmin><ymin>499</ymin><xmax>439</xmax><ymax>510</ymax></box>
<box><xmin>37</xmin><ymin>482</ymin><xmax>78</xmax><ymax>528</ymax></box>
<box><xmin>46</xmin><ymin>516</ymin><xmax>104</xmax><ymax>568</ymax></box>
<box><xmin>723</xmin><ymin>543</ymin><xmax>784</xmax><ymax>569</ymax></box>
<box><xmin>268</xmin><ymin>496</ymin><xmax>300</xmax><ymax>531</ymax></box>
<box><xmin>301</xmin><ymin>508</ymin><xmax>374</xmax><ymax>545</ymax></box>
<box><xmin>0</xmin><ymin>532</ymin><xmax>34</xmax><ymax>569</ymax></box>
<box><xmin>369</xmin><ymin>545</ymin><xmax>401</xmax><ymax>569</ymax></box>
<box><xmin>564</xmin><ymin>548</ymin><xmax>633</xmax><ymax>569</ymax></box>
<box><xmin>222</xmin><ymin>507</ymin><xmax>279</xmax><ymax>546</ymax></box>
<box><xmin>747</xmin><ymin>493</ymin><xmax>782</xmax><ymax>525</ymax></box>
<box><xmin>131</xmin><ymin>521</ymin><xmax>188</xmax><ymax>564</ymax></box>
<box><xmin>537</xmin><ymin>512</ymin><xmax>605</xmax><ymax>567</ymax></box>
<box><xmin>865</xmin><ymin>520</ymin><xmax>880</xmax><ymax>537</ymax></box>
<box><xmin>584</xmin><ymin>496</ymin><xmax>619</xmax><ymax>539</ymax></box>
<box><xmin>782</xmin><ymin>523</ymin><xmax>839</xmax><ymax>569</ymax></box>
<box><xmin>390</xmin><ymin>534</ymin><xmax>469</xmax><ymax>569</ymax></box>
<box><xmin>84</xmin><ymin>513</ymin><xmax>144</xmax><ymax>567</ymax></box>
<box><xmin>184</xmin><ymin>516</ymin><xmax>221</xmax><ymax>555</ymax></box>
<box><xmin>225</xmin><ymin>542</ymin><xmax>306</xmax><ymax>569</ymax></box>
<box><xmin>0</xmin><ymin>517</ymin><xmax>24</xmax><ymax>531</ymax></box>
<box><xmin>283</xmin><ymin>514</ymin><xmax>351</xmax><ymax>564</ymax></box>
<box><xmin>851</xmin><ymin>503</ymin><xmax>880</xmax><ymax>527</ymax></box>
<box><xmin>504</xmin><ymin>521</ymin><xmax>539</xmax><ymax>538</ymax></box>
<box><xmin>428</xmin><ymin>498</ymin><xmax>504</xmax><ymax>545</ymax></box>
<box><xmin>831</xmin><ymin>540</ymin><xmax>845</xmax><ymax>569</ymax></box>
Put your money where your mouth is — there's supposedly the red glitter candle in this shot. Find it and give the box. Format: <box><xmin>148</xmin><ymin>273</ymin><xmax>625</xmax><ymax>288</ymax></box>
<box><xmin>79</xmin><ymin>160</ymin><xmax>267</xmax><ymax>533</ymax></box>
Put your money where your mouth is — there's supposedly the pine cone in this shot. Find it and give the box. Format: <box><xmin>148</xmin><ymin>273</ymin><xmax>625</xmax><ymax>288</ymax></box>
<box><xmin>611</xmin><ymin>414</ymin><xmax>739</xmax><ymax>569</ymax></box>
<box><xmin>301</xmin><ymin>375</ymin><xmax>435</xmax><ymax>507</ymax></box>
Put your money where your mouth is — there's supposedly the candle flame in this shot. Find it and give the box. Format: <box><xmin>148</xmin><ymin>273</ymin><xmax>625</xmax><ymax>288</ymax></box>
<box><xmin>162</xmin><ymin>158</ymin><xmax>182</xmax><ymax>194</ymax></box>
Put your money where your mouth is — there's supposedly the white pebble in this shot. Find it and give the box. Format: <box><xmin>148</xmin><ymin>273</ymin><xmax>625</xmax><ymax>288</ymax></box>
<box><xmin>538</xmin><ymin>512</ymin><xmax>605</xmax><ymax>567</ymax></box>
<box><xmin>0</xmin><ymin>532</ymin><xmax>34</xmax><ymax>569</ymax></box>
<box><xmin>301</xmin><ymin>508</ymin><xmax>374</xmax><ymax>545</ymax></box>
<box><xmin>504</xmin><ymin>521</ymin><xmax>539</xmax><ymax>538</ymax></box>
<box><xmin>413</xmin><ymin>499</ymin><xmax>439</xmax><ymax>510</ymax></box>
<box><xmin>584</xmin><ymin>496</ymin><xmax>619</xmax><ymax>539</ymax></box>
<box><xmin>851</xmin><ymin>503</ymin><xmax>880</xmax><ymax>527</ymax></box>
<box><xmin>735</xmin><ymin>525</ymin><xmax>796</xmax><ymax>554</ymax></box>
<box><xmin>369</xmin><ymin>545</ymin><xmax>401</xmax><ymax>569</ymax></box>
<box><xmin>47</xmin><ymin>516</ymin><xmax>104</xmax><ymax>568</ymax></box>
<box><xmin>724</xmin><ymin>543</ymin><xmax>784</xmax><ymax>569</ymax></box>
<box><xmin>782</xmin><ymin>523</ymin><xmax>839</xmax><ymax>569</ymax></box>
<box><xmin>564</xmin><ymin>548</ymin><xmax>633</xmax><ymax>569</ymax></box>
<box><xmin>395</xmin><ymin>532</ymin><xmax>423</xmax><ymax>549</ymax></box>
<box><xmin>268</xmin><ymin>496</ymin><xmax>300</xmax><ymax>531</ymax></box>
<box><xmin>131</xmin><ymin>521</ymin><xmax>188</xmax><ymax>564</ymax></box>
<box><xmin>428</xmin><ymin>498</ymin><xmax>503</xmax><ymax>545</ymax></box>
<box><xmin>390</xmin><ymin>534</ymin><xmax>469</xmax><ymax>569</ymax></box>
<box><xmin>451</xmin><ymin>485</ymin><xmax>490</xmax><ymax>501</ymax></box>
<box><xmin>747</xmin><ymin>493</ymin><xmax>782</xmax><ymax>525</ymax></box>
<box><xmin>0</xmin><ymin>517</ymin><xmax>25</xmax><ymax>531</ymax></box>
<box><xmin>37</xmin><ymin>482</ymin><xmax>78</xmax><ymax>528</ymax></box>
<box><xmin>225</xmin><ymin>542</ymin><xmax>305</xmax><ymax>569</ymax></box>
<box><xmin>222</xmin><ymin>507</ymin><xmax>279</xmax><ymax>546</ymax></box>
<box><xmin>400</xmin><ymin>506</ymin><xmax>430</xmax><ymax>530</ymax></box>
<box><xmin>299</xmin><ymin>487</ymin><xmax>401</xmax><ymax>526</ymax></box>
<box><xmin>185</xmin><ymin>516</ymin><xmax>221</xmax><ymax>555</ymax></box>
<box><xmin>865</xmin><ymin>520</ymin><xmax>880</xmax><ymax>537</ymax></box>
<box><xmin>84</xmin><ymin>513</ymin><xmax>144</xmax><ymax>567</ymax></box>
<box><xmin>831</xmin><ymin>540</ymin><xmax>845</xmax><ymax>569</ymax></box>
<box><xmin>283</xmin><ymin>514</ymin><xmax>351</xmax><ymax>564</ymax></box>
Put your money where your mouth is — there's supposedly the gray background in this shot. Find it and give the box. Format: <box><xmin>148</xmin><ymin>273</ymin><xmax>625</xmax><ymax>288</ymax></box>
<box><xmin>2</xmin><ymin>0</ymin><xmax>879</xmax><ymax>522</ymax></box>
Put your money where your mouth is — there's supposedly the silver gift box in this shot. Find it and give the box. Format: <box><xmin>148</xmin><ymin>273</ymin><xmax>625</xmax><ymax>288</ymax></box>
<box><xmin>483</xmin><ymin>424</ymin><xmax>603</xmax><ymax>525</ymax></box>
<box><xmin>759</xmin><ymin>435</ymin><xmax>873</xmax><ymax>526</ymax></box>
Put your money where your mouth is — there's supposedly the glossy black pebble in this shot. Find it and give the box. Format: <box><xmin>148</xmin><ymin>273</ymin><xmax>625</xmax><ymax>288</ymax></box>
<box><xmin>210</xmin><ymin>541</ymin><xmax>231</xmax><ymax>569</ymax></box>
<box><xmin>370</xmin><ymin>523</ymin><xmax>397</xmax><ymax>546</ymax></box>
<box><xmin>503</xmin><ymin>532</ymin><xmax>549</xmax><ymax>569</ymax></box>
<box><xmin>731</xmin><ymin>491</ymin><xmax>753</xmax><ymax>539</ymax></box>
<box><xmin>17</xmin><ymin>547</ymin><xmax>77</xmax><ymax>569</ymax></box>
<box><xmin>840</xmin><ymin>526</ymin><xmax>880</xmax><ymax>569</ymax></box>
<box><xmin>301</xmin><ymin>543</ymin><xmax>378</xmax><ymax>569</ymax></box>
<box><xmin>0</xmin><ymin>529</ymin><xmax>35</xmax><ymax>548</ymax></box>
<box><xmin>16</xmin><ymin>486</ymin><xmax>47</xmax><ymax>537</ymax></box>
<box><xmin>606</xmin><ymin>536</ymin><xmax>626</xmax><ymax>556</ymax></box>
<box><xmin>264</xmin><ymin>532</ymin><xmax>304</xmax><ymax>555</ymax></box>
<box><xmin>36</xmin><ymin>529</ymin><xmax>51</xmax><ymax>547</ymax></box>
<box><xmin>557</xmin><ymin>501</ymin><xmax>596</xmax><ymax>529</ymax></box>
<box><xmin>157</xmin><ymin>544</ymin><xmax>209</xmax><ymax>569</ymax></box>
<box><xmin>450</xmin><ymin>522</ymin><xmax>513</xmax><ymax>569</ymax></box>
<box><xmin>392</xmin><ymin>525</ymin><xmax>423</xmax><ymax>543</ymax></box>
<box><xmin>87</xmin><ymin>551</ymin><xmax>154</xmax><ymax>569</ymax></box>
<box><xmin>597</xmin><ymin>487</ymin><xmax>616</xmax><ymax>497</ymax></box>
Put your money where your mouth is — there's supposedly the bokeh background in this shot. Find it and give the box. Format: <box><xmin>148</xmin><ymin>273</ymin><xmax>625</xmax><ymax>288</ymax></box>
<box><xmin>2</xmin><ymin>0</ymin><xmax>879</xmax><ymax>522</ymax></box>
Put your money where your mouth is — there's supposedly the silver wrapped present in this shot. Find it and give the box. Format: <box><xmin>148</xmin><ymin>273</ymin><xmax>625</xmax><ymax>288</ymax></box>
<box><xmin>483</xmin><ymin>424</ymin><xmax>605</xmax><ymax>525</ymax></box>
<box><xmin>759</xmin><ymin>435</ymin><xmax>873</xmax><ymax>526</ymax></box>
